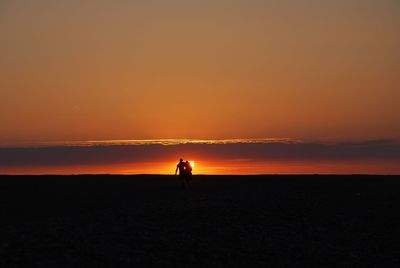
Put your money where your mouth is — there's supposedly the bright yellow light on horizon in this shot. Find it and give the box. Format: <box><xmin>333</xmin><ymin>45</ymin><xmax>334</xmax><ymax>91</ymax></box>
<box><xmin>174</xmin><ymin>160</ymin><xmax>195</xmax><ymax>169</ymax></box>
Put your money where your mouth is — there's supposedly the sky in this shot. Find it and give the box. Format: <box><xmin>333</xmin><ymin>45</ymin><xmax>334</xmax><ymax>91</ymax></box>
<box><xmin>0</xmin><ymin>1</ymin><xmax>399</xmax><ymax>174</ymax></box>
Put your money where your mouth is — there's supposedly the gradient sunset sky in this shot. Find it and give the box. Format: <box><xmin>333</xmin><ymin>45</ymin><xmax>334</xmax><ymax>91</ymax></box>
<box><xmin>0</xmin><ymin>1</ymin><xmax>399</xmax><ymax>174</ymax></box>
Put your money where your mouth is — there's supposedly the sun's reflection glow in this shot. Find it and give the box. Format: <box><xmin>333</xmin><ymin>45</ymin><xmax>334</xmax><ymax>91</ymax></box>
<box><xmin>189</xmin><ymin>161</ymin><xmax>195</xmax><ymax>168</ymax></box>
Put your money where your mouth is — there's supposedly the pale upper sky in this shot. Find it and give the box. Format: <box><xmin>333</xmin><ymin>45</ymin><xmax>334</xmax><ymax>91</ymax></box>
<box><xmin>1</xmin><ymin>0</ymin><xmax>399</xmax><ymax>145</ymax></box>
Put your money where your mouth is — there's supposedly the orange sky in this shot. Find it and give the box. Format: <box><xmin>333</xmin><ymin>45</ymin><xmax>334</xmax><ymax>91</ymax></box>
<box><xmin>0</xmin><ymin>0</ymin><xmax>399</xmax><ymax>145</ymax></box>
<box><xmin>0</xmin><ymin>1</ymin><xmax>399</xmax><ymax>174</ymax></box>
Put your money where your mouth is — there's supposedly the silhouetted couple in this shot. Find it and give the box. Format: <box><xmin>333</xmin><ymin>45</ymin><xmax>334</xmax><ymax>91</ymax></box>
<box><xmin>175</xmin><ymin>158</ymin><xmax>193</xmax><ymax>189</ymax></box>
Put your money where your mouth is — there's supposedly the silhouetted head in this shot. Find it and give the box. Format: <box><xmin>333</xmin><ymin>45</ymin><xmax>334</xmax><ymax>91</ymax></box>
<box><xmin>180</xmin><ymin>158</ymin><xmax>183</xmax><ymax>162</ymax></box>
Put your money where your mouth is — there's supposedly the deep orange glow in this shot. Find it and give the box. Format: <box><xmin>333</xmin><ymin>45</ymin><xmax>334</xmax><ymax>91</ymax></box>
<box><xmin>1</xmin><ymin>159</ymin><xmax>399</xmax><ymax>175</ymax></box>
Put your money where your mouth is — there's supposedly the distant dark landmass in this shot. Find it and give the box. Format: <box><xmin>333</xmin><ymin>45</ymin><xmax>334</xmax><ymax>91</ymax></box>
<box><xmin>1</xmin><ymin>175</ymin><xmax>399</xmax><ymax>267</ymax></box>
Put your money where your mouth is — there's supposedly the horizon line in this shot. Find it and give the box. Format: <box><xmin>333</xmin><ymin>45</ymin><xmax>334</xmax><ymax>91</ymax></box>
<box><xmin>1</xmin><ymin>173</ymin><xmax>399</xmax><ymax>176</ymax></box>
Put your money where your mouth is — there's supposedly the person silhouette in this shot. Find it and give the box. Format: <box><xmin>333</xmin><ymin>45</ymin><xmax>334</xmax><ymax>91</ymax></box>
<box><xmin>175</xmin><ymin>158</ymin><xmax>187</xmax><ymax>189</ymax></box>
<box><xmin>185</xmin><ymin>161</ymin><xmax>192</xmax><ymax>178</ymax></box>
<box><xmin>184</xmin><ymin>160</ymin><xmax>193</xmax><ymax>189</ymax></box>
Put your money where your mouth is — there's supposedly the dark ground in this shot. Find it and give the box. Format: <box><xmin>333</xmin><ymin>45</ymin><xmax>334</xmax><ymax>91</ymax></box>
<box><xmin>1</xmin><ymin>175</ymin><xmax>400</xmax><ymax>267</ymax></box>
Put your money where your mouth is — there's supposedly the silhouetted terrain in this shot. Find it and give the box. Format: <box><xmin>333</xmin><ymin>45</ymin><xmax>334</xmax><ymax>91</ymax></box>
<box><xmin>1</xmin><ymin>175</ymin><xmax>399</xmax><ymax>267</ymax></box>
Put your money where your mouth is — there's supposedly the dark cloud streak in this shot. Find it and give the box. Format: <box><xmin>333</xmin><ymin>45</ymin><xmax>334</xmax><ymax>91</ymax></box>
<box><xmin>0</xmin><ymin>140</ymin><xmax>399</xmax><ymax>167</ymax></box>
